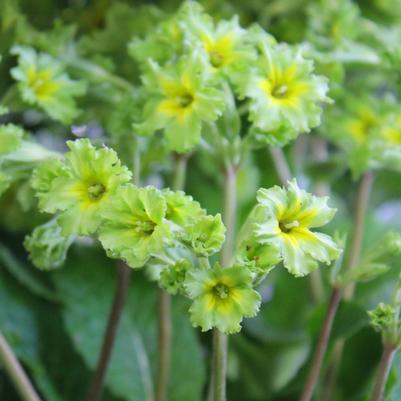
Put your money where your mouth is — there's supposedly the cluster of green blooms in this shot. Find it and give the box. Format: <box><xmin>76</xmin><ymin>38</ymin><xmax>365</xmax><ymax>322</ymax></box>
<box><xmin>129</xmin><ymin>2</ymin><xmax>330</xmax><ymax>153</ymax></box>
<box><xmin>322</xmin><ymin>94</ymin><xmax>401</xmax><ymax>178</ymax></box>
<box><xmin>27</xmin><ymin>138</ymin><xmax>341</xmax><ymax>334</ymax></box>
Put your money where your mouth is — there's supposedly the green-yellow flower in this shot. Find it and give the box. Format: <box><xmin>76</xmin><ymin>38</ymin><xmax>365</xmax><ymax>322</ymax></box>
<box><xmin>11</xmin><ymin>46</ymin><xmax>86</xmax><ymax>123</ymax></box>
<box><xmin>98</xmin><ymin>184</ymin><xmax>171</xmax><ymax>268</ymax></box>
<box><xmin>37</xmin><ymin>139</ymin><xmax>132</xmax><ymax>236</ymax></box>
<box><xmin>136</xmin><ymin>54</ymin><xmax>226</xmax><ymax>153</ymax></box>
<box><xmin>182</xmin><ymin>5</ymin><xmax>255</xmax><ymax>75</ymax></box>
<box><xmin>185</xmin><ymin>265</ymin><xmax>261</xmax><ymax>334</ymax></box>
<box><xmin>236</xmin><ymin>43</ymin><xmax>329</xmax><ymax>146</ymax></box>
<box><xmin>254</xmin><ymin>179</ymin><xmax>340</xmax><ymax>277</ymax></box>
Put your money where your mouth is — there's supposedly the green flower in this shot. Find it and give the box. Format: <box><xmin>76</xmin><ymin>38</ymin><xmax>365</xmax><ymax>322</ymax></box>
<box><xmin>24</xmin><ymin>217</ymin><xmax>74</xmax><ymax>270</ymax></box>
<box><xmin>98</xmin><ymin>184</ymin><xmax>171</xmax><ymax>268</ymax></box>
<box><xmin>182</xmin><ymin>5</ymin><xmax>255</xmax><ymax>76</ymax></box>
<box><xmin>254</xmin><ymin>179</ymin><xmax>340</xmax><ymax>277</ymax></box>
<box><xmin>159</xmin><ymin>258</ymin><xmax>192</xmax><ymax>295</ymax></box>
<box><xmin>368</xmin><ymin>303</ymin><xmax>396</xmax><ymax>333</ymax></box>
<box><xmin>38</xmin><ymin>139</ymin><xmax>131</xmax><ymax>236</ymax></box>
<box><xmin>236</xmin><ymin>43</ymin><xmax>329</xmax><ymax>146</ymax></box>
<box><xmin>163</xmin><ymin>189</ymin><xmax>206</xmax><ymax>228</ymax></box>
<box><xmin>136</xmin><ymin>53</ymin><xmax>226</xmax><ymax>153</ymax></box>
<box><xmin>185</xmin><ymin>265</ymin><xmax>261</xmax><ymax>334</ymax></box>
<box><xmin>184</xmin><ymin>214</ymin><xmax>226</xmax><ymax>257</ymax></box>
<box><xmin>11</xmin><ymin>45</ymin><xmax>86</xmax><ymax>123</ymax></box>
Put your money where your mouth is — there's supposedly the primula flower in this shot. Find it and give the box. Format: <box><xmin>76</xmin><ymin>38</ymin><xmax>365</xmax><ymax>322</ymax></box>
<box><xmin>11</xmin><ymin>46</ymin><xmax>86</xmax><ymax>123</ymax></box>
<box><xmin>254</xmin><ymin>180</ymin><xmax>340</xmax><ymax>277</ymax></box>
<box><xmin>98</xmin><ymin>184</ymin><xmax>171</xmax><ymax>268</ymax></box>
<box><xmin>159</xmin><ymin>259</ymin><xmax>192</xmax><ymax>295</ymax></box>
<box><xmin>184</xmin><ymin>214</ymin><xmax>226</xmax><ymax>257</ymax></box>
<box><xmin>185</xmin><ymin>265</ymin><xmax>261</xmax><ymax>334</ymax></box>
<box><xmin>236</xmin><ymin>43</ymin><xmax>329</xmax><ymax>146</ymax></box>
<box><xmin>182</xmin><ymin>5</ymin><xmax>255</xmax><ymax>75</ymax></box>
<box><xmin>136</xmin><ymin>54</ymin><xmax>226</xmax><ymax>153</ymax></box>
<box><xmin>37</xmin><ymin>139</ymin><xmax>131</xmax><ymax>236</ymax></box>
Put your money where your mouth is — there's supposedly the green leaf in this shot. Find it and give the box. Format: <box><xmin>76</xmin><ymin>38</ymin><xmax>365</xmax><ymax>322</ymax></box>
<box><xmin>52</xmin><ymin>246</ymin><xmax>205</xmax><ymax>401</ymax></box>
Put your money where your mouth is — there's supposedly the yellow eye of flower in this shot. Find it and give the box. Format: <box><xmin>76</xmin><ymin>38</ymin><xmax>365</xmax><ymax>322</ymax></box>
<box><xmin>133</xmin><ymin>220</ymin><xmax>156</xmax><ymax>235</ymax></box>
<box><xmin>176</xmin><ymin>93</ymin><xmax>194</xmax><ymax>108</ymax></box>
<box><xmin>213</xmin><ymin>283</ymin><xmax>230</xmax><ymax>299</ymax></box>
<box><xmin>202</xmin><ymin>33</ymin><xmax>235</xmax><ymax>69</ymax></box>
<box><xmin>27</xmin><ymin>66</ymin><xmax>60</xmax><ymax>101</ymax></box>
<box><xmin>279</xmin><ymin>219</ymin><xmax>300</xmax><ymax>234</ymax></box>
<box><xmin>87</xmin><ymin>183</ymin><xmax>106</xmax><ymax>201</ymax></box>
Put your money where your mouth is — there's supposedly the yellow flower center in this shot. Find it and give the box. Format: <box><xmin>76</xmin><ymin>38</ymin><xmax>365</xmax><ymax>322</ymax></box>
<box><xmin>213</xmin><ymin>283</ymin><xmax>230</xmax><ymax>299</ymax></box>
<box><xmin>133</xmin><ymin>220</ymin><xmax>156</xmax><ymax>236</ymax></box>
<box><xmin>203</xmin><ymin>33</ymin><xmax>236</xmax><ymax>69</ymax></box>
<box><xmin>27</xmin><ymin>66</ymin><xmax>60</xmax><ymax>101</ymax></box>
<box><xmin>176</xmin><ymin>93</ymin><xmax>194</xmax><ymax>108</ymax></box>
<box><xmin>279</xmin><ymin>219</ymin><xmax>300</xmax><ymax>234</ymax></box>
<box><xmin>87</xmin><ymin>183</ymin><xmax>106</xmax><ymax>201</ymax></box>
<box><xmin>260</xmin><ymin>64</ymin><xmax>309</xmax><ymax>107</ymax></box>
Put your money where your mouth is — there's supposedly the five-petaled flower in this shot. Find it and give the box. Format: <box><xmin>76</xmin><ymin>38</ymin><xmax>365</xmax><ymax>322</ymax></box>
<box><xmin>136</xmin><ymin>53</ymin><xmax>226</xmax><ymax>153</ymax></box>
<box><xmin>36</xmin><ymin>139</ymin><xmax>131</xmax><ymax>236</ymax></box>
<box><xmin>236</xmin><ymin>43</ymin><xmax>329</xmax><ymax>146</ymax></box>
<box><xmin>185</xmin><ymin>265</ymin><xmax>261</xmax><ymax>334</ymax></box>
<box><xmin>11</xmin><ymin>46</ymin><xmax>86</xmax><ymax>124</ymax></box>
<box><xmin>254</xmin><ymin>179</ymin><xmax>340</xmax><ymax>277</ymax></box>
<box><xmin>98</xmin><ymin>184</ymin><xmax>171</xmax><ymax>268</ymax></box>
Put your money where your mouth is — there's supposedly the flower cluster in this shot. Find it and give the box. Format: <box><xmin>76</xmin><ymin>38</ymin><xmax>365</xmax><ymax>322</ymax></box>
<box><xmin>131</xmin><ymin>2</ymin><xmax>329</xmax><ymax>153</ymax></box>
<box><xmin>322</xmin><ymin>94</ymin><xmax>401</xmax><ymax>177</ymax></box>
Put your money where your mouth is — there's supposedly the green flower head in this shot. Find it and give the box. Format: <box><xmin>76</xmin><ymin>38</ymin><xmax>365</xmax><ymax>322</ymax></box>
<box><xmin>163</xmin><ymin>189</ymin><xmax>206</xmax><ymax>228</ymax></box>
<box><xmin>38</xmin><ymin>139</ymin><xmax>132</xmax><ymax>236</ymax></box>
<box><xmin>184</xmin><ymin>214</ymin><xmax>226</xmax><ymax>257</ymax></box>
<box><xmin>254</xmin><ymin>179</ymin><xmax>340</xmax><ymax>277</ymax></box>
<box><xmin>11</xmin><ymin>46</ymin><xmax>86</xmax><ymax>124</ymax></box>
<box><xmin>236</xmin><ymin>43</ymin><xmax>329</xmax><ymax>146</ymax></box>
<box><xmin>98</xmin><ymin>184</ymin><xmax>171</xmax><ymax>268</ymax></box>
<box><xmin>24</xmin><ymin>218</ymin><xmax>74</xmax><ymax>270</ymax></box>
<box><xmin>182</xmin><ymin>4</ymin><xmax>255</xmax><ymax>76</ymax></box>
<box><xmin>159</xmin><ymin>258</ymin><xmax>192</xmax><ymax>295</ymax></box>
<box><xmin>368</xmin><ymin>303</ymin><xmax>396</xmax><ymax>333</ymax></box>
<box><xmin>136</xmin><ymin>53</ymin><xmax>226</xmax><ymax>153</ymax></box>
<box><xmin>185</xmin><ymin>265</ymin><xmax>261</xmax><ymax>334</ymax></box>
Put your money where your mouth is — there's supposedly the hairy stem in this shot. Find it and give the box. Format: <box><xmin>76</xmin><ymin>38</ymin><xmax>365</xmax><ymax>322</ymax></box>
<box><xmin>299</xmin><ymin>288</ymin><xmax>342</xmax><ymax>401</ymax></box>
<box><xmin>371</xmin><ymin>344</ymin><xmax>397</xmax><ymax>401</ymax></box>
<box><xmin>0</xmin><ymin>332</ymin><xmax>42</xmax><ymax>401</ymax></box>
<box><xmin>210</xmin><ymin>164</ymin><xmax>238</xmax><ymax>401</ymax></box>
<box><xmin>85</xmin><ymin>261</ymin><xmax>131</xmax><ymax>401</ymax></box>
<box><xmin>300</xmin><ymin>171</ymin><xmax>375</xmax><ymax>401</ymax></box>
<box><xmin>155</xmin><ymin>153</ymin><xmax>188</xmax><ymax>401</ymax></box>
<box><xmin>268</xmin><ymin>146</ymin><xmax>291</xmax><ymax>184</ymax></box>
<box><xmin>343</xmin><ymin>171</ymin><xmax>375</xmax><ymax>299</ymax></box>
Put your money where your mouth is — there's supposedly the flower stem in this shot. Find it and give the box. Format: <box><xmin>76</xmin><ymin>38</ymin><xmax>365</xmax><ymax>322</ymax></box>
<box><xmin>85</xmin><ymin>261</ymin><xmax>131</xmax><ymax>401</ymax></box>
<box><xmin>343</xmin><ymin>171</ymin><xmax>375</xmax><ymax>299</ymax></box>
<box><xmin>220</xmin><ymin>164</ymin><xmax>237</xmax><ymax>267</ymax></box>
<box><xmin>155</xmin><ymin>288</ymin><xmax>172</xmax><ymax>401</ymax></box>
<box><xmin>300</xmin><ymin>171</ymin><xmax>375</xmax><ymax>401</ymax></box>
<box><xmin>0</xmin><ymin>331</ymin><xmax>42</xmax><ymax>401</ymax></box>
<box><xmin>210</xmin><ymin>164</ymin><xmax>238</xmax><ymax>401</ymax></box>
<box><xmin>371</xmin><ymin>344</ymin><xmax>397</xmax><ymax>401</ymax></box>
<box><xmin>155</xmin><ymin>153</ymin><xmax>188</xmax><ymax>401</ymax></box>
<box><xmin>299</xmin><ymin>287</ymin><xmax>342</xmax><ymax>401</ymax></box>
